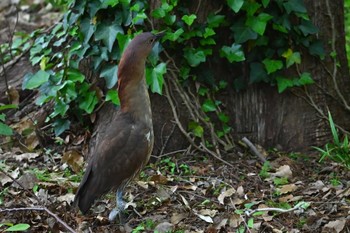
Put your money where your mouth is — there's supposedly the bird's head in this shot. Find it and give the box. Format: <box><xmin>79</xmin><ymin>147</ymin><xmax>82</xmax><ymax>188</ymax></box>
<box><xmin>123</xmin><ymin>32</ymin><xmax>164</xmax><ymax>61</ymax></box>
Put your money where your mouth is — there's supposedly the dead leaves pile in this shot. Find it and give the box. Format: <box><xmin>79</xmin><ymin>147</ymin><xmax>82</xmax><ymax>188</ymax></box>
<box><xmin>1</xmin><ymin>140</ymin><xmax>350</xmax><ymax>232</ymax></box>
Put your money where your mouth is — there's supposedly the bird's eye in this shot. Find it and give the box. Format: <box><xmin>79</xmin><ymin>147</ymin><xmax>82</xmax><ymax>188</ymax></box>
<box><xmin>149</xmin><ymin>38</ymin><xmax>155</xmax><ymax>44</ymax></box>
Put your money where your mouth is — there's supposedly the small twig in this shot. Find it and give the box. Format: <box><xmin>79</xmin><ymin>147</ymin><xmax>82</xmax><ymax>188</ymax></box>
<box><xmin>0</xmin><ymin>168</ymin><xmax>76</xmax><ymax>233</ymax></box>
<box><xmin>245</xmin><ymin>202</ymin><xmax>309</xmax><ymax>217</ymax></box>
<box><xmin>317</xmin><ymin>186</ymin><xmax>350</xmax><ymax>208</ymax></box>
<box><xmin>231</xmin><ymin>199</ymin><xmax>252</xmax><ymax>233</ymax></box>
<box><xmin>325</xmin><ymin>0</ymin><xmax>350</xmax><ymax>111</ymax></box>
<box><xmin>241</xmin><ymin>137</ymin><xmax>267</xmax><ymax>163</ymax></box>
<box><xmin>159</xmin><ymin>122</ymin><xmax>176</xmax><ymax>156</ymax></box>
<box><xmin>0</xmin><ymin>207</ymin><xmax>76</xmax><ymax>233</ymax></box>
<box><xmin>154</xmin><ymin>149</ymin><xmax>188</xmax><ymax>158</ymax></box>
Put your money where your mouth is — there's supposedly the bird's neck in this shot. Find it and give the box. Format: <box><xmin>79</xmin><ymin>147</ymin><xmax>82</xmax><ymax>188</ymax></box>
<box><xmin>118</xmin><ymin>76</ymin><xmax>152</xmax><ymax>125</ymax></box>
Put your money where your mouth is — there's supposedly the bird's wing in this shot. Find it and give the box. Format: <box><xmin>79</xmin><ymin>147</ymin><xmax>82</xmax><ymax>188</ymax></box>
<box><xmin>74</xmin><ymin>111</ymin><xmax>151</xmax><ymax>213</ymax></box>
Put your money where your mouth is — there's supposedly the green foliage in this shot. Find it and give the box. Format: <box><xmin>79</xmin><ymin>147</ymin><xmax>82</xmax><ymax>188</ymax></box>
<box><xmin>0</xmin><ymin>104</ymin><xmax>17</xmax><ymax>136</ymax></box>
<box><xmin>21</xmin><ymin>0</ymin><xmax>165</xmax><ymax>136</ymax></box>
<box><xmin>314</xmin><ymin>111</ymin><xmax>350</xmax><ymax>169</ymax></box>
<box><xmin>259</xmin><ymin>161</ymin><xmax>272</xmax><ymax>179</ymax></box>
<box><xmin>345</xmin><ymin>0</ymin><xmax>350</xmax><ymax>66</ymax></box>
<box><xmin>0</xmin><ymin>223</ymin><xmax>30</xmax><ymax>232</ymax></box>
<box><xmin>18</xmin><ymin>0</ymin><xmax>323</xmax><ymax>136</ymax></box>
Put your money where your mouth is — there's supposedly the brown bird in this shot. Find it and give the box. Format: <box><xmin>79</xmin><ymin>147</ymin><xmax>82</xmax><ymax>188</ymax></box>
<box><xmin>74</xmin><ymin>32</ymin><xmax>163</xmax><ymax>221</ymax></box>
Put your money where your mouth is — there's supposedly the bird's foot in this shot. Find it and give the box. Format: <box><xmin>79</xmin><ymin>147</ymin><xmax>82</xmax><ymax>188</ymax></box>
<box><xmin>108</xmin><ymin>190</ymin><xmax>126</xmax><ymax>223</ymax></box>
<box><xmin>108</xmin><ymin>208</ymin><xmax>125</xmax><ymax>223</ymax></box>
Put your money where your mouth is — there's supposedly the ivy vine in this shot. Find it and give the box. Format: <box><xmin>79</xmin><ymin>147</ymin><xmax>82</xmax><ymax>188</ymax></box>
<box><xmin>17</xmin><ymin>0</ymin><xmax>324</xmax><ymax>139</ymax></box>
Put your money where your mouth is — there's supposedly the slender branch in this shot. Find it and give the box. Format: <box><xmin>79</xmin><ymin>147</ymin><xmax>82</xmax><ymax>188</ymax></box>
<box><xmin>0</xmin><ymin>168</ymin><xmax>76</xmax><ymax>233</ymax></box>
<box><xmin>241</xmin><ymin>137</ymin><xmax>267</xmax><ymax>163</ymax></box>
<box><xmin>245</xmin><ymin>202</ymin><xmax>309</xmax><ymax>217</ymax></box>
<box><xmin>0</xmin><ymin>207</ymin><xmax>76</xmax><ymax>233</ymax></box>
<box><xmin>325</xmin><ymin>0</ymin><xmax>350</xmax><ymax>111</ymax></box>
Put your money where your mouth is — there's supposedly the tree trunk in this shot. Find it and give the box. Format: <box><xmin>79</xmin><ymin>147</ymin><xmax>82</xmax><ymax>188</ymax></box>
<box><xmin>151</xmin><ymin>0</ymin><xmax>350</xmax><ymax>154</ymax></box>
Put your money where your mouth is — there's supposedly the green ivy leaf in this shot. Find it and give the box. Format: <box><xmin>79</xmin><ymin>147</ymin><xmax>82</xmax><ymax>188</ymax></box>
<box><xmin>207</xmin><ymin>14</ymin><xmax>225</xmax><ymax>28</ymax></box>
<box><xmin>67</xmin><ymin>68</ymin><xmax>85</xmax><ymax>82</ymax></box>
<box><xmin>95</xmin><ymin>22</ymin><xmax>123</xmax><ymax>52</ymax></box>
<box><xmin>106</xmin><ymin>89</ymin><xmax>120</xmax><ymax>105</ymax></box>
<box><xmin>227</xmin><ymin>0</ymin><xmax>244</xmax><ymax>13</ymax></box>
<box><xmin>218</xmin><ymin>113</ymin><xmax>230</xmax><ymax>123</ymax></box>
<box><xmin>102</xmin><ymin>0</ymin><xmax>119</xmax><ymax>7</ymax></box>
<box><xmin>309</xmin><ymin>40</ymin><xmax>325</xmax><ymax>59</ymax></box>
<box><xmin>243</xmin><ymin>2</ymin><xmax>261</xmax><ymax>16</ymax></box>
<box><xmin>163</xmin><ymin>28</ymin><xmax>184</xmax><ymax>41</ymax></box>
<box><xmin>51</xmin><ymin>98</ymin><xmax>69</xmax><ymax>117</ymax></box>
<box><xmin>262</xmin><ymin>0</ymin><xmax>270</xmax><ymax>7</ymax></box>
<box><xmin>152</xmin><ymin>8</ymin><xmax>165</xmax><ymax>18</ymax></box>
<box><xmin>202</xmin><ymin>99</ymin><xmax>216</xmax><ymax>112</ymax></box>
<box><xmin>283</xmin><ymin>0</ymin><xmax>307</xmax><ymax>14</ymax></box>
<box><xmin>79</xmin><ymin>91</ymin><xmax>98</xmax><ymax>114</ymax></box>
<box><xmin>182</xmin><ymin>14</ymin><xmax>197</xmax><ymax>26</ymax></box>
<box><xmin>282</xmin><ymin>49</ymin><xmax>301</xmax><ymax>68</ymax></box>
<box><xmin>100</xmin><ymin>64</ymin><xmax>118</xmax><ymax>89</ymax></box>
<box><xmin>80</xmin><ymin>17</ymin><xmax>96</xmax><ymax>44</ymax></box>
<box><xmin>0</xmin><ymin>122</ymin><xmax>13</xmax><ymax>136</ymax></box>
<box><xmin>249</xmin><ymin>62</ymin><xmax>268</xmax><ymax>83</ymax></box>
<box><xmin>184</xmin><ymin>48</ymin><xmax>206</xmax><ymax>67</ymax></box>
<box><xmin>146</xmin><ymin>62</ymin><xmax>167</xmax><ymax>94</ymax></box>
<box><xmin>117</xmin><ymin>33</ymin><xmax>132</xmax><ymax>54</ymax></box>
<box><xmin>22</xmin><ymin>70</ymin><xmax>50</xmax><ymax>90</ymax></box>
<box><xmin>220</xmin><ymin>44</ymin><xmax>245</xmax><ymax>63</ymax></box>
<box><xmin>298</xmin><ymin>72</ymin><xmax>314</xmax><ymax>85</ymax></box>
<box><xmin>188</xmin><ymin>121</ymin><xmax>204</xmax><ymax>138</ymax></box>
<box><xmin>246</xmin><ymin>13</ymin><xmax>273</xmax><ymax>35</ymax></box>
<box><xmin>299</xmin><ymin>19</ymin><xmax>318</xmax><ymax>36</ymax></box>
<box><xmin>231</xmin><ymin>20</ymin><xmax>258</xmax><ymax>43</ymax></box>
<box><xmin>276</xmin><ymin>76</ymin><xmax>294</xmax><ymax>93</ymax></box>
<box><xmin>262</xmin><ymin>59</ymin><xmax>283</xmax><ymax>74</ymax></box>
<box><xmin>203</xmin><ymin>28</ymin><xmax>215</xmax><ymax>38</ymax></box>
<box><xmin>53</xmin><ymin>119</ymin><xmax>70</xmax><ymax>136</ymax></box>
<box><xmin>0</xmin><ymin>104</ymin><xmax>18</xmax><ymax>111</ymax></box>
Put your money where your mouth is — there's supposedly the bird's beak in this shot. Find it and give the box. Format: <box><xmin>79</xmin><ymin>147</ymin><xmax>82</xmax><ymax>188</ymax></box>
<box><xmin>154</xmin><ymin>31</ymin><xmax>166</xmax><ymax>40</ymax></box>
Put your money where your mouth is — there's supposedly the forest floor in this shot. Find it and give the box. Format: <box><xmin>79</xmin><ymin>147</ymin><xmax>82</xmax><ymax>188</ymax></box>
<box><xmin>1</xmin><ymin>1</ymin><xmax>350</xmax><ymax>233</ymax></box>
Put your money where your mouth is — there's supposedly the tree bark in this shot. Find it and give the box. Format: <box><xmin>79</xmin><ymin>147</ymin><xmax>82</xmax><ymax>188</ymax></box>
<box><xmin>151</xmin><ymin>0</ymin><xmax>350</xmax><ymax>153</ymax></box>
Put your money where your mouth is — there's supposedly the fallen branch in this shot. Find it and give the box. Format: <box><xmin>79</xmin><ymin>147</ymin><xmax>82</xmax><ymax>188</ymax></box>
<box><xmin>245</xmin><ymin>201</ymin><xmax>310</xmax><ymax>217</ymax></box>
<box><xmin>241</xmin><ymin>137</ymin><xmax>267</xmax><ymax>163</ymax></box>
<box><xmin>0</xmin><ymin>207</ymin><xmax>76</xmax><ymax>233</ymax></box>
<box><xmin>0</xmin><ymin>168</ymin><xmax>76</xmax><ymax>233</ymax></box>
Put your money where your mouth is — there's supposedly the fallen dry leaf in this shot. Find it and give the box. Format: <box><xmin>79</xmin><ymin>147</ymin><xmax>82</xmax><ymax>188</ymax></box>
<box><xmin>323</xmin><ymin>219</ymin><xmax>346</xmax><ymax>233</ymax></box>
<box><xmin>154</xmin><ymin>222</ymin><xmax>173</xmax><ymax>233</ymax></box>
<box><xmin>279</xmin><ymin>184</ymin><xmax>297</xmax><ymax>194</ymax></box>
<box><xmin>236</xmin><ymin>186</ymin><xmax>244</xmax><ymax>197</ymax></box>
<box><xmin>198</xmin><ymin>209</ymin><xmax>217</xmax><ymax>217</ymax></box>
<box><xmin>218</xmin><ymin>187</ymin><xmax>236</xmax><ymax>204</ymax></box>
<box><xmin>194</xmin><ymin>212</ymin><xmax>213</xmax><ymax>223</ymax></box>
<box><xmin>216</xmin><ymin>218</ymin><xmax>228</xmax><ymax>229</ymax></box>
<box><xmin>272</xmin><ymin>165</ymin><xmax>292</xmax><ymax>178</ymax></box>
<box><xmin>57</xmin><ymin>193</ymin><xmax>75</xmax><ymax>204</ymax></box>
<box><xmin>179</xmin><ymin>194</ymin><xmax>190</xmax><ymax>209</ymax></box>
<box><xmin>170</xmin><ymin>213</ymin><xmax>186</xmax><ymax>224</ymax></box>
<box><xmin>62</xmin><ymin>150</ymin><xmax>83</xmax><ymax>173</ymax></box>
<box><xmin>150</xmin><ymin>174</ymin><xmax>168</xmax><ymax>184</ymax></box>
<box><xmin>0</xmin><ymin>167</ymin><xmax>20</xmax><ymax>186</ymax></box>
<box><xmin>229</xmin><ymin>214</ymin><xmax>242</xmax><ymax>228</ymax></box>
<box><xmin>14</xmin><ymin>152</ymin><xmax>40</xmax><ymax>162</ymax></box>
<box><xmin>12</xmin><ymin>172</ymin><xmax>38</xmax><ymax>189</ymax></box>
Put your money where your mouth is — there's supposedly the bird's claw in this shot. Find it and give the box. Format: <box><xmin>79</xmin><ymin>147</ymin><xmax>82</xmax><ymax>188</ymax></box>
<box><xmin>108</xmin><ymin>208</ymin><xmax>124</xmax><ymax>223</ymax></box>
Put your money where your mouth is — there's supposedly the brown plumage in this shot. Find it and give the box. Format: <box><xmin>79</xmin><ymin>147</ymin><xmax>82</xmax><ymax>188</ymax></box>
<box><xmin>74</xmin><ymin>32</ymin><xmax>163</xmax><ymax>217</ymax></box>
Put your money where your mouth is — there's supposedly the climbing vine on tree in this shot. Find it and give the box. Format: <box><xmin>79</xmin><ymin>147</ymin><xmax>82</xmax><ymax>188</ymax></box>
<box><xmin>18</xmin><ymin>0</ymin><xmax>324</xmax><ymax>140</ymax></box>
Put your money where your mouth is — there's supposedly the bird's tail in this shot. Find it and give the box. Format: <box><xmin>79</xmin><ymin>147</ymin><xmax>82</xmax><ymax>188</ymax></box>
<box><xmin>74</xmin><ymin>168</ymin><xmax>99</xmax><ymax>214</ymax></box>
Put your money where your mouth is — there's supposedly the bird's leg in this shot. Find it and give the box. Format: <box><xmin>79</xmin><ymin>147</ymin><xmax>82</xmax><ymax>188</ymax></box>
<box><xmin>108</xmin><ymin>189</ymin><xmax>126</xmax><ymax>223</ymax></box>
